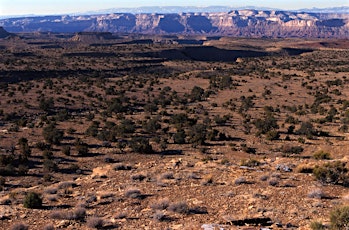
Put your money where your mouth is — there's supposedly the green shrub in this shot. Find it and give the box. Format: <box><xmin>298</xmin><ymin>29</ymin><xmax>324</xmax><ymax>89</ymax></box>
<box><xmin>313</xmin><ymin>151</ymin><xmax>331</xmax><ymax>160</ymax></box>
<box><xmin>23</xmin><ymin>192</ymin><xmax>42</xmax><ymax>209</ymax></box>
<box><xmin>313</xmin><ymin>161</ymin><xmax>347</xmax><ymax>185</ymax></box>
<box><xmin>130</xmin><ymin>137</ymin><xmax>153</xmax><ymax>154</ymax></box>
<box><xmin>330</xmin><ymin>206</ymin><xmax>349</xmax><ymax>229</ymax></box>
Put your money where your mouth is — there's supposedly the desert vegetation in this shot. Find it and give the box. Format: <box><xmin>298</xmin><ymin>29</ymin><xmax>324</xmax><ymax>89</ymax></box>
<box><xmin>0</xmin><ymin>33</ymin><xmax>348</xmax><ymax>229</ymax></box>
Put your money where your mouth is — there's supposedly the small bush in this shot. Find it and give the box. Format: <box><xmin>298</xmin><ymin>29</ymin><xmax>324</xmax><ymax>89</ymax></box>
<box><xmin>308</xmin><ymin>189</ymin><xmax>326</xmax><ymax>199</ymax></box>
<box><xmin>240</xmin><ymin>159</ymin><xmax>260</xmax><ymax>167</ymax></box>
<box><xmin>168</xmin><ymin>201</ymin><xmax>189</xmax><ymax>214</ymax></box>
<box><xmin>153</xmin><ymin>210</ymin><xmax>166</xmax><ymax>222</ymax></box>
<box><xmin>150</xmin><ymin>198</ymin><xmax>170</xmax><ymax>210</ymax></box>
<box><xmin>125</xmin><ymin>188</ymin><xmax>142</xmax><ymax>199</ymax></box>
<box><xmin>43</xmin><ymin>224</ymin><xmax>55</xmax><ymax>230</ymax></box>
<box><xmin>10</xmin><ymin>223</ymin><xmax>29</xmax><ymax>230</ymax></box>
<box><xmin>50</xmin><ymin>207</ymin><xmax>86</xmax><ymax>220</ymax></box>
<box><xmin>268</xmin><ymin>178</ymin><xmax>279</xmax><ymax>187</ymax></box>
<box><xmin>313</xmin><ymin>161</ymin><xmax>348</xmax><ymax>184</ymax></box>
<box><xmin>313</xmin><ymin>151</ymin><xmax>331</xmax><ymax>160</ymax></box>
<box><xmin>234</xmin><ymin>177</ymin><xmax>247</xmax><ymax>185</ymax></box>
<box><xmin>330</xmin><ymin>206</ymin><xmax>349</xmax><ymax>229</ymax></box>
<box><xmin>23</xmin><ymin>192</ymin><xmax>42</xmax><ymax>209</ymax></box>
<box><xmin>131</xmin><ymin>173</ymin><xmax>146</xmax><ymax>181</ymax></box>
<box><xmin>114</xmin><ymin>163</ymin><xmax>131</xmax><ymax>171</ymax></box>
<box><xmin>86</xmin><ymin>217</ymin><xmax>104</xmax><ymax>229</ymax></box>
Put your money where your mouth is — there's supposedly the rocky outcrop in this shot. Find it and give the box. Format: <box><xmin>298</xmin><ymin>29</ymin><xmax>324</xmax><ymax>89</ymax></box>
<box><xmin>0</xmin><ymin>10</ymin><xmax>348</xmax><ymax>38</ymax></box>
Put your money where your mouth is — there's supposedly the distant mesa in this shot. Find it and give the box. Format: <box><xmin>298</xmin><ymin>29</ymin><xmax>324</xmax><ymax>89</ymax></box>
<box><xmin>0</xmin><ymin>10</ymin><xmax>348</xmax><ymax>38</ymax></box>
<box><xmin>0</xmin><ymin>27</ymin><xmax>11</xmax><ymax>38</ymax></box>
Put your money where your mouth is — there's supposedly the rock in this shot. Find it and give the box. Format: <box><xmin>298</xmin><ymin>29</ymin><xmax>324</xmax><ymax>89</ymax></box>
<box><xmin>276</xmin><ymin>164</ymin><xmax>292</xmax><ymax>172</ymax></box>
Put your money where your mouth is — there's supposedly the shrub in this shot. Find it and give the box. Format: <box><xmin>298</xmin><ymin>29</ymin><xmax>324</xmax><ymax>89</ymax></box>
<box><xmin>150</xmin><ymin>198</ymin><xmax>170</xmax><ymax>210</ymax></box>
<box><xmin>313</xmin><ymin>161</ymin><xmax>348</xmax><ymax>185</ymax></box>
<box><xmin>129</xmin><ymin>137</ymin><xmax>153</xmax><ymax>154</ymax></box>
<box><xmin>62</xmin><ymin>146</ymin><xmax>71</xmax><ymax>156</ymax></box>
<box><xmin>240</xmin><ymin>159</ymin><xmax>260</xmax><ymax>167</ymax></box>
<box><xmin>131</xmin><ymin>173</ymin><xmax>146</xmax><ymax>181</ymax></box>
<box><xmin>153</xmin><ymin>210</ymin><xmax>166</xmax><ymax>222</ymax></box>
<box><xmin>125</xmin><ymin>188</ymin><xmax>143</xmax><ymax>199</ymax></box>
<box><xmin>10</xmin><ymin>223</ymin><xmax>28</xmax><ymax>230</ymax></box>
<box><xmin>75</xmin><ymin>139</ymin><xmax>89</xmax><ymax>156</ymax></box>
<box><xmin>308</xmin><ymin>189</ymin><xmax>326</xmax><ymax>199</ymax></box>
<box><xmin>281</xmin><ymin>145</ymin><xmax>304</xmax><ymax>156</ymax></box>
<box><xmin>23</xmin><ymin>192</ymin><xmax>42</xmax><ymax>209</ymax></box>
<box><xmin>268</xmin><ymin>178</ymin><xmax>279</xmax><ymax>187</ymax></box>
<box><xmin>86</xmin><ymin>217</ymin><xmax>104</xmax><ymax>229</ymax></box>
<box><xmin>330</xmin><ymin>206</ymin><xmax>349</xmax><ymax>229</ymax></box>
<box><xmin>173</xmin><ymin>129</ymin><xmax>186</xmax><ymax>144</ymax></box>
<box><xmin>313</xmin><ymin>151</ymin><xmax>331</xmax><ymax>160</ymax></box>
<box><xmin>50</xmin><ymin>207</ymin><xmax>86</xmax><ymax>220</ymax></box>
<box><xmin>234</xmin><ymin>176</ymin><xmax>247</xmax><ymax>185</ymax></box>
<box><xmin>310</xmin><ymin>221</ymin><xmax>324</xmax><ymax>230</ymax></box>
<box><xmin>168</xmin><ymin>201</ymin><xmax>189</xmax><ymax>214</ymax></box>
<box><xmin>43</xmin><ymin>224</ymin><xmax>55</xmax><ymax>230</ymax></box>
<box><xmin>43</xmin><ymin>123</ymin><xmax>64</xmax><ymax>145</ymax></box>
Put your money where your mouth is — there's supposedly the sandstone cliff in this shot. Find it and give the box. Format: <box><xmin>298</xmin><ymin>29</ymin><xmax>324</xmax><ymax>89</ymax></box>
<box><xmin>0</xmin><ymin>10</ymin><xmax>348</xmax><ymax>38</ymax></box>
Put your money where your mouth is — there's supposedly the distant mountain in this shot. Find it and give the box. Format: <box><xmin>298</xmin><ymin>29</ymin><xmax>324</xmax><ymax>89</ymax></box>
<box><xmin>297</xmin><ymin>6</ymin><xmax>349</xmax><ymax>14</ymax></box>
<box><xmin>0</xmin><ymin>10</ymin><xmax>348</xmax><ymax>38</ymax></box>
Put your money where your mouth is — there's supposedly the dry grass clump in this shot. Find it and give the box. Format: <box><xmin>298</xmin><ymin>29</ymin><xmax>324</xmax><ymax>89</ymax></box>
<box><xmin>234</xmin><ymin>176</ymin><xmax>247</xmax><ymax>185</ymax></box>
<box><xmin>130</xmin><ymin>173</ymin><xmax>147</xmax><ymax>181</ymax></box>
<box><xmin>308</xmin><ymin>188</ymin><xmax>326</xmax><ymax>199</ymax></box>
<box><xmin>43</xmin><ymin>224</ymin><xmax>55</xmax><ymax>230</ymax></box>
<box><xmin>114</xmin><ymin>163</ymin><xmax>132</xmax><ymax>171</ymax></box>
<box><xmin>153</xmin><ymin>210</ymin><xmax>167</xmax><ymax>222</ymax></box>
<box><xmin>124</xmin><ymin>188</ymin><xmax>143</xmax><ymax>199</ymax></box>
<box><xmin>150</xmin><ymin>198</ymin><xmax>170</xmax><ymax>210</ymax></box>
<box><xmin>86</xmin><ymin>216</ymin><xmax>104</xmax><ymax>229</ymax></box>
<box><xmin>44</xmin><ymin>187</ymin><xmax>58</xmax><ymax>194</ymax></box>
<box><xmin>50</xmin><ymin>207</ymin><xmax>86</xmax><ymax>220</ymax></box>
<box><xmin>57</xmin><ymin>181</ymin><xmax>77</xmax><ymax>189</ymax></box>
<box><xmin>168</xmin><ymin>201</ymin><xmax>189</xmax><ymax>214</ymax></box>
<box><xmin>268</xmin><ymin>178</ymin><xmax>279</xmax><ymax>186</ymax></box>
<box><xmin>160</xmin><ymin>172</ymin><xmax>174</xmax><ymax>180</ymax></box>
<box><xmin>295</xmin><ymin>163</ymin><xmax>314</xmax><ymax>173</ymax></box>
<box><xmin>114</xmin><ymin>212</ymin><xmax>127</xmax><ymax>219</ymax></box>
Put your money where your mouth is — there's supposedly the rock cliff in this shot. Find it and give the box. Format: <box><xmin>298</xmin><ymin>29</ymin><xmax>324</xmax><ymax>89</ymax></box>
<box><xmin>1</xmin><ymin>10</ymin><xmax>348</xmax><ymax>38</ymax></box>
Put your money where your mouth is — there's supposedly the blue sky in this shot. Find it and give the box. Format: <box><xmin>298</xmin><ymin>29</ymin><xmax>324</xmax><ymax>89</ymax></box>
<box><xmin>1</xmin><ymin>0</ymin><xmax>348</xmax><ymax>16</ymax></box>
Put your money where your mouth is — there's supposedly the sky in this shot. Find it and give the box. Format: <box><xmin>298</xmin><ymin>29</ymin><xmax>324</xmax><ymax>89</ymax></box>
<box><xmin>0</xmin><ymin>0</ymin><xmax>348</xmax><ymax>16</ymax></box>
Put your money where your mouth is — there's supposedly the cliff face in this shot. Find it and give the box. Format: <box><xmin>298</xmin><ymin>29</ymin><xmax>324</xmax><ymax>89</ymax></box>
<box><xmin>1</xmin><ymin>10</ymin><xmax>348</xmax><ymax>38</ymax></box>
